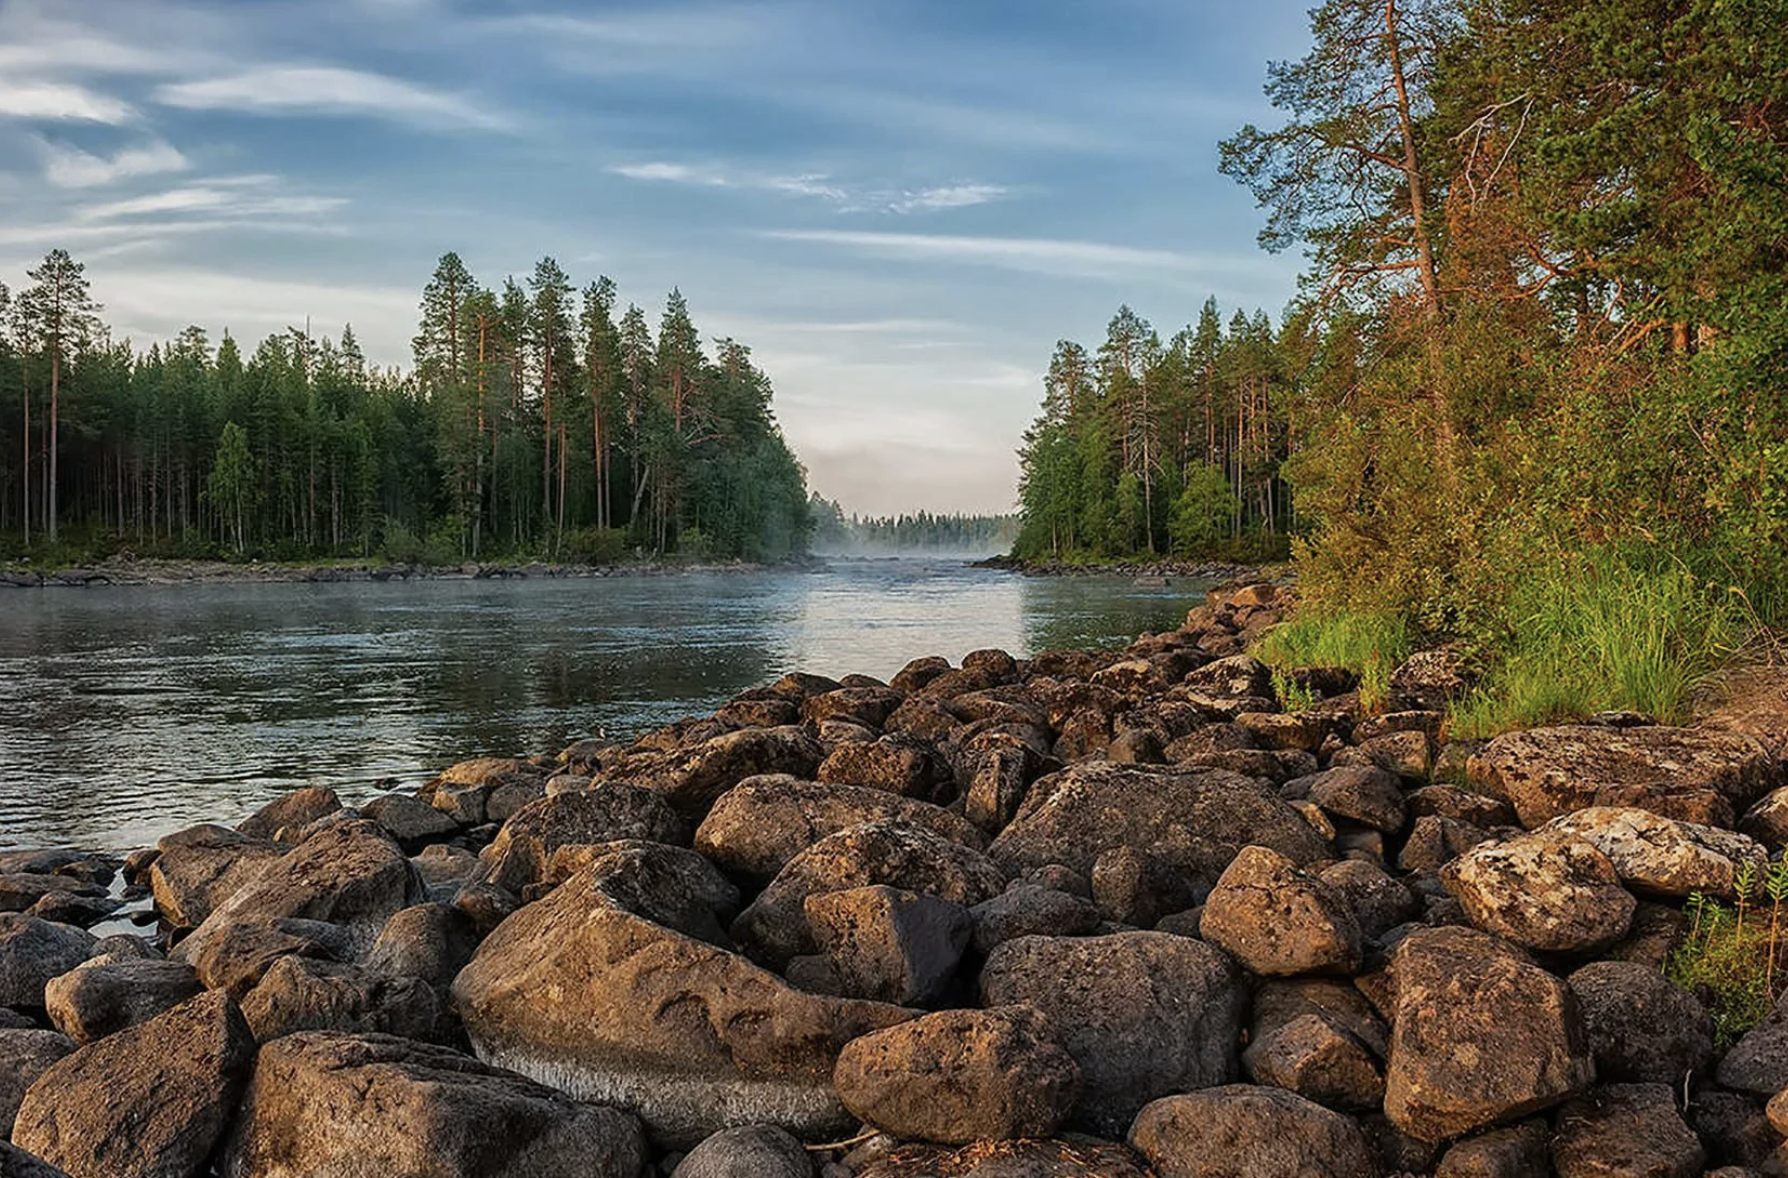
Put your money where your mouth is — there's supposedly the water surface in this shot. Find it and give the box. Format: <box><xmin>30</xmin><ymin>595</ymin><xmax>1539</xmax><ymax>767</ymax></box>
<box><xmin>0</xmin><ymin>559</ymin><xmax>1206</xmax><ymax>851</ymax></box>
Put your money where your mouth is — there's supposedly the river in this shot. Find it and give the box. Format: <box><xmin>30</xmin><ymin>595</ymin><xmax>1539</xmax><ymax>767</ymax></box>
<box><xmin>0</xmin><ymin>559</ymin><xmax>1210</xmax><ymax>853</ymax></box>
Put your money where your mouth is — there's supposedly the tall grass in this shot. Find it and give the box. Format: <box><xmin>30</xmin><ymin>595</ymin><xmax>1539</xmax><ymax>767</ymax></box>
<box><xmin>1254</xmin><ymin>608</ymin><xmax>1414</xmax><ymax>712</ymax></box>
<box><xmin>1448</xmin><ymin>548</ymin><xmax>1740</xmax><ymax>737</ymax></box>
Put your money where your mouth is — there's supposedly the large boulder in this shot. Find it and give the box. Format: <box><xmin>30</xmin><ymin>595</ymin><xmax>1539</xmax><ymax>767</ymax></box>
<box><xmin>1567</xmin><ymin>961</ymin><xmax>1713</xmax><ymax>1084</ymax></box>
<box><xmin>988</xmin><ymin>762</ymin><xmax>1328</xmax><ymax>881</ymax></box>
<box><xmin>980</xmin><ymin>932</ymin><xmax>1245</xmax><ymax>1136</ymax></box>
<box><xmin>641</xmin><ymin>726</ymin><xmax>825</xmax><ymax>818</ymax></box>
<box><xmin>0</xmin><ymin>1029</ymin><xmax>74</xmax><ymax>1143</ymax></box>
<box><xmin>173</xmin><ymin>821</ymin><xmax>425</xmax><ymax>968</ymax></box>
<box><xmin>452</xmin><ymin>862</ymin><xmax>911</xmax><ymax>1148</ymax></box>
<box><xmin>1549</xmin><ymin>1083</ymin><xmax>1705</xmax><ymax>1178</ymax></box>
<box><xmin>477</xmin><ymin>785</ymin><xmax>690</xmax><ymax>894</ymax></box>
<box><xmin>1542</xmin><ymin>808</ymin><xmax>1768</xmax><ymax>898</ymax></box>
<box><xmin>239</xmin><ymin>955</ymin><xmax>441</xmax><ymax>1042</ymax></box>
<box><xmin>695</xmin><ymin>777</ymin><xmax>981</xmax><ymax>881</ymax></box>
<box><xmin>833</xmin><ymin>1006</ymin><xmax>1080</xmax><ymax>1144</ymax></box>
<box><xmin>221</xmin><ymin>1032</ymin><xmax>647</xmax><ymax>1178</ymax></box>
<box><xmin>1129</xmin><ymin>1085</ymin><xmax>1380</xmax><ymax>1178</ymax></box>
<box><xmin>0</xmin><ymin>917</ymin><xmax>94</xmax><ymax>1009</ymax></box>
<box><xmin>731</xmin><ymin>821</ymin><xmax>1004</xmax><ymax>968</ymax></box>
<box><xmin>147</xmin><ymin>824</ymin><xmax>284</xmax><ymax>929</ymax></box>
<box><xmin>1469</xmin><ymin>725</ymin><xmax>1776</xmax><ymax>829</ymax></box>
<box><xmin>1439</xmin><ymin>831</ymin><xmax>1636</xmax><ymax>952</ymax></box>
<box><xmin>43</xmin><ymin>958</ymin><xmax>203</xmax><ymax>1044</ymax></box>
<box><xmin>1383</xmin><ymin>927</ymin><xmax>1593</xmax><ymax>1142</ymax></box>
<box><xmin>805</xmin><ymin>886</ymin><xmax>970</xmax><ymax>1007</ymax></box>
<box><xmin>12</xmin><ymin>990</ymin><xmax>254</xmax><ymax>1178</ymax></box>
<box><xmin>1200</xmin><ymin>846</ymin><xmax>1362</xmax><ymax>977</ymax></box>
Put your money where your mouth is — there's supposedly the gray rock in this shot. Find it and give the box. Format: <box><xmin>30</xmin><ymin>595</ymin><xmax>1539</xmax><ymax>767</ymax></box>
<box><xmin>671</xmin><ymin>1126</ymin><xmax>813</xmax><ymax>1178</ymax></box>
<box><xmin>1550</xmin><ymin>1083</ymin><xmax>1705</xmax><ymax>1178</ymax></box>
<box><xmin>0</xmin><ymin>1029</ymin><xmax>74</xmax><ymax>1144</ymax></box>
<box><xmin>0</xmin><ymin>917</ymin><xmax>94</xmax><ymax>1009</ymax></box>
<box><xmin>1568</xmin><ymin>961</ymin><xmax>1713</xmax><ymax>1084</ymax></box>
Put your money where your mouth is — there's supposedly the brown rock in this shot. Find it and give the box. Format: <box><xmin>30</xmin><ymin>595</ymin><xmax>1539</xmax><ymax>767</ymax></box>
<box><xmin>13</xmin><ymin>990</ymin><xmax>254</xmax><ymax>1178</ymax></box>
<box><xmin>240</xmin><ymin>955</ymin><xmax>441</xmax><ymax>1042</ymax></box>
<box><xmin>1440</xmin><ymin>830</ymin><xmax>1636</xmax><ymax>952</ymax></box>
<box><xmin>360</xmin><ymin>791</ymin><xmax>462</xmax><ymax>850</ymax></box>
<box><xmin>1550</xmin><ymin>1083</ymin><xmax>1704</xmax><ymax>1178</ymax></box>
<box><xmin>833</xmin><ymin>1006</ymin><xmax>1080</xmax><ymax>1144</ymax></box>
<box><xmin>1129</xmin><ymin>1085</ymin><xmax>1381</xmax><ymax>1178</ymax></box>
<box><xmin>805</xmin><ymin>886</ymin><xmax>970</xmax><ymax>1007</ymax></box>
<box><xmin>147</xmin><ymin>824</ymin><xmax>283</xmax><ymax>929</ymax></box>
<box><xmin>1304</xmin><ymin>766</ymin><xmax>1409</xmax><ymax>833</ymax></box>
<box><xmin>1543</xmin><ymin>807</ymin><xmax>1768</xmax><ymax>898</ymax></box>
<box><xmin>477</xmin><ymin>784</ymin><xmax>690</xmax><ymax>894</ymax></box>
<box><xmin>1433</xmin><ymin>1121</ymin><xmax>1550</xmax><ymax>1178</ymax></box>
<box><xmin>816</xmin><ymin>734</ymin><xmax>953</xmax><ymax>801</ymax></box>
<box><xmin>222</xmin><ymin>1031</ymin><xmax>647</xmax><ymax>1178</ymax></box>
<box><xmin>1201</xmin><ymin>846</ymin><xmax>1362</xmax><ymax>976</ymax></box>
<box><xmin>0</xmin><ymin>917</ymin><xmax>94</xmax><ymax>1009</ymax></box>
<box><xmin>236</xmin><ymin>786</ymin><xmax>342</xmax><ymax>840</ymax></box>
<box><xmin>1242</xmin><ymin>1012</ymin><xmax>1385</xmax><ymax>1111</ymax></box>
<box><xmin>853</xmin><ymin>1137</ymin><xmax>1150</xmax><ymax>1178</ymax></box>
<box><xmin>645</xmin><ymin>726</ymin><xmax>826</xmax><ymax>818</ymax></box>
<box><xmin>43</xmin><ymin>958</ymin><xmax>203</xmax><ymax>1044</ymax></box>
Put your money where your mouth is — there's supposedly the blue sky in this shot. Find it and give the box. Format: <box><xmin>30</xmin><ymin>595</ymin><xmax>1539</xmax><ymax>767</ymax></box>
<box><xmin>0</xmin><ymin>0</ymin><xmax>1312</xmax><ymax>515</ymax></box>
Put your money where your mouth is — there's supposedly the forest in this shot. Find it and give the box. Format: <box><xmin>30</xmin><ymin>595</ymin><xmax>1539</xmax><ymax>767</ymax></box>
<box><xmin>808</xmin><ymin>499</ymin><xmax>1018</xmax><ymax>554</ymax></box>
<box><xmin>1015</xmin><ymin>0</ymin><xmax>1788</xmax><ymax>728</ymax></box>
<box><xmin>0</xmin><ymin>251</ymin><xmax>812</xmax><ymax>565</ymax></box>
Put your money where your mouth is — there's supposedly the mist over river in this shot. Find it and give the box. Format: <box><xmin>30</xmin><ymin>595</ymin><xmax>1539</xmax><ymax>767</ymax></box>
<box><xmin>0</xmin><ymin>559</ymin><xmax>1210</xmax><ymax>852</ymax></box>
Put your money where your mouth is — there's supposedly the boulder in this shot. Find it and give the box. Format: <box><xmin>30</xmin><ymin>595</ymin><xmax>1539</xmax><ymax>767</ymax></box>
<box><xmin>816</xmin><ymin>734</ymin><xmax>952</xmax><ymax>801</ymax></box>
<box><xmin>805</xmin><ymin>886</ymin><xmax>970</xmax><ymax>1006</ymax></box>
<box><xmin>979</xmin><ymin>932</ymin><xmax>1245</xmax><ymax>1135</ymax></box>
<box><xmin>147</xmin><ymin>824</ymin><xmax>283</xmax><ymax>928</ymax></box>
<box><xmin>477</xmin><ymin>785</ymin><xmax>690</xmax><ymax>894</ymax></box>
<box><xmin>1129</xmin><ymin>1085</ymin><xmax>1380</xmax><ymax>1178</ymax></box>
<box><xmin>173</xmin><ymin>821</ymin><xmax>425</xmax><ymax>967</ymax></box>
<box><xmin>222</xmin><ymin>1031</ymin><xmax>647</xmax><ymax>1178</ymax></box>
<box><xmin>43</xmin><ymin>958</ymin><xmax>203</xmax><ymax>1044</ymax></box>
<box><xmin>1433</xmin><ymin>1121</ymin><xmax>1550</xmax><ymax>1178</ymax></box>
<box><xmin>834</xmin><ymin>1006</ymin><xmax>1080</xmax><ymax>1144</ymax></box>
<box><xmin>360</xmin><ymin>792</ymin><xmax>460</xmax><ymax>850</ymax></box>
<box><xmin>12</xmin><ymin>990</ymin><xmax>254</xmax><ymax>1178</ymax></box>
<box><xmin>1184</xmin><ymin>654</ymin><xmax>1275</xmax><ymax>700</ymax></box>
<box><xmin>1542</xmin><ymin>807</ymin><xmax>1768</xmax><ymax>898</ymax></box>
<box><xmin>1201</xmin><ymin>846</ymin><xmax>1362</xmax><ymax>976</ymax></box>
<box><xmin>671</xmin><ymin>1126</ymin><xmax>813</xmax><ymax>1178</ymax></box>
<box><xmin>1409</xmin><ymin>785</ymin><xmax>1517</xmax><ymax>828</ymax></box>
<box><xmin>1303</xmin><ymin>766</ymin><xmax>1408</xmax><ymax>834</ymax></box>
<box><xmin>731</xmin><ymin>821</ymin><xmax>1004</xmax><ymax>968</ymax></box>
<box><xmin>646</xmin><ymin>726</ymin><xmax>826</xmax><ymax>818</ymax></box>
<box><xmin>1318</xmin><ymin>859</ymin><xmax>1419</xmax><ymax>943</ymax></box>
<box><xmin>989</xmin><ymin>762</ymin><xmax>1328</xmax><ymax>881</ymax></box>
<box><xmin>1242</xmin><ymin>1012</ymin><xmax>1384</xmax><ymax>1112</ymax></box>
<box><xmin>695</xmin><ymin>777</ymin><xmax>980</xmax><ymax>881</ymax></box>
<box><xmin>1398</xmin><ymin>814</ymin><xmax>1492</xmax><ymax>873</ymax></box>
<box><xmin>1741</xmin><ymin>783</ymin><xmax>1788</xmax><ymax>848</ymax></box>
<box><xmin>452</xmin><ymin>862</ymin><xmax>910</xmax><ymax>1148</ymax></box>
<box><xmin>1388</xmin><ymin>649</ymin><xmax>1471</xmax><ymax>711</ymax></box>
<box><xmin>0</xmin><ymin>876</ymin><xmax>107</xmax><ymax>918</ymax></box>
<box><xmin>0</xmin><ymin>918</ymin><xmax>95</xmax><ymax>1010</ymax></box>
<box><xmin>803</xmin><ymin>686</ymin><xmax>906</xmax><ymax>730</ymax></box>
<box><xmin>171</xmin><ymin>916</ymin><xmax>350</xmax><ymax>998</ymax></box>
<box><xmin>540</xmin><ymin>840</ymin><xmax>741</xmax><ymax>946</ymax></box>
<box><xmin>969</xmin><ymin>884</ymin><xmax>1101</xmax><ymax>955</ymax></box>
<box><xmin>1550</xmin><ymin>1083</ymin><xmax>1705</xmax><ymax>1178</ymax></box>
<box><xmin>236</xmin><ymin>786</ymin><xmax>342</xmax><ymax>840</ymax></box>
<box><xmin>1439</xmin><ymin>830</ymin><xmax>1636</xmax><ymax>952</ymax></box>
<box><xmin>1383</xmin><ymin>926</ymin><xmax>1593</xmax><ymax>1141</ymax></box>
<box><xmin>1689</xmin><ymin>1090</ymin><xmax>1777</xmax><ymax>1170</ymax></box>
<box><xmin>363</xmin><ymin>902</ymin><xmax>481</xmax><ymax>991</ymax></box>
<box><xmin>890</xmin><ymin>656</ymin><xmax>952</xmax><ymax>694</ymax></box>
<box><xmin>1470</xmin><ymin>725</ymin><xmax>1775</xmax><ymax>829</ymax></box>
<box><xmin>1716</xmin><ymin>1007</ymin><xmax>1788</xmax><ymax>1095</ymax></box>
<box><xmin>240</xmin><ymin>955</ymin><xmax>441</xmax><ymax>1042</ymax></box>
<box><xmin>0</xmin><ymin>1029</ymin><xmax>73</xmax><ymax>1143</ymax></box>
<box><xmin>1567</xmin><ymin>961</ymin><xmax>1713</xmax><ymax>1084</ymax></box>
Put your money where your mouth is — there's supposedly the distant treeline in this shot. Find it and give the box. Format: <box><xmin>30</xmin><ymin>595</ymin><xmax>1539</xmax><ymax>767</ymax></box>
<box><xmin>0</xmin><ymin>250</ymin><xmax>811</xmax><ymax>565</ymax></box>
<box><xmin>809</xmin><ymin>498</ymin><xmax>1018</xmax><ymax>554</ymax></box>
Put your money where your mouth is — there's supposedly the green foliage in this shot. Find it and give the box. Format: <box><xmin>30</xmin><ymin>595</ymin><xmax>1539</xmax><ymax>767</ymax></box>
<box><xmin>1669</xmin><ymin>866</ymin><xmax>1788</xmax><ymax>1050</ymax></box>
<box><xmin>1169</xmin><ymin>462</ymin><xmax>1238</xmax><ymax>554</ymax></box>
<box><xmin>1254</xmin><ymin>608</ymin><xmax>1413</xmax><ymax>713</ymax></box>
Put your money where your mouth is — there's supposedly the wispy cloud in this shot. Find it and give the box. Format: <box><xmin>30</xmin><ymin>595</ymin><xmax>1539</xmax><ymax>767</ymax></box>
<box><xmin>0</xmin><ymin>80</ymin><xmax>135</xmax><ymax>123</ymax></box>
<box><xmin>761</xmin><ymin>229</ymin><xmax>1236</xmax><ymax>281</ymax></box>
<box><xmin>76</xmin><ymin>178</ymin><xmax>346</xmax><ymax>223</ymax></box>
<box><xmin>155</xmin><ymin>67</ymin><xmax>507</xmax><ymax>131</ymax></box>
<box><xmin>612</xmin><ymin>161</ymin><xmax>1008</xmax><ymax>215</ymax></box>
<box><xmin>40</xmin><ymin>138</ymin><xmax>189</xmax><ymax>188</ymax></box>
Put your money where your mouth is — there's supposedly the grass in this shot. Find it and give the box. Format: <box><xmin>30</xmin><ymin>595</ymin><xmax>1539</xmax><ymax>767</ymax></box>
<box><xmin>1254</xmin><ymin>608</ymin><xmax>1414</xmax><ymax>713</ymax></box>
<box><xmin>1447</xmin><ymin>549</ymin><xmax>1740</xmax><ymax>737</ymax></box>
<box><xmin>1668</xmin><ymin>861</ymin><xmax>1788</xmax><ymax>1050</ymax></box>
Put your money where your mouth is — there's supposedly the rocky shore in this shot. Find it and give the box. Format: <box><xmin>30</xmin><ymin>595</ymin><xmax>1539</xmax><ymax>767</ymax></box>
<box><xmin>0</xmin><ymin>555</ymin><xmax>799</xmax><ymax>589</ymax></box>
<box><xmin>972</xmin><ymin>554</ymin><xmax>1262</xmax><ymax>581</ymax></box>
<box><xmin>4</xmin><ymin>581</ymin><xmax>1788</xmax><ymax>1177</ymax></box>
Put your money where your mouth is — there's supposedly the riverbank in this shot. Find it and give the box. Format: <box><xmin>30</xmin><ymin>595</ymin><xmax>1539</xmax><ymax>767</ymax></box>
<box><xmin>974</xmin><ymin>553</ymin><xmax>1271</xmax><ymax>583</ymax></box>
<box><xmin>0</xmin><ymin>553</ymin><xmax>822</xmax><ymax>589</ymax></box>
<box><xmin>2</xmin><ymin>581</ymin><xmax>1786</xmax><ymax>1177</ymax></box>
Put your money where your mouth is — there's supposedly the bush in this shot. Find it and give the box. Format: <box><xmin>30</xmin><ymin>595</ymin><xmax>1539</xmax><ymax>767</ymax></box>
<box><xmin>1667</xmin><ymin>862</ymin><xmax>1788</xmax><ymax>1050</ymax></box>
<box><xmin>1254</xmin><ymin>607</ymin><xmax>1414</xmax><ymax>713</ymax></box>
<box><xmin>564</xmin><ymin>526</ymin><xmax>627</xmax><ymax>564</ymax></box>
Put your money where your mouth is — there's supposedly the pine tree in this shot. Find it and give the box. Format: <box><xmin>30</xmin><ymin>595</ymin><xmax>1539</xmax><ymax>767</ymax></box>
<box><xmin>17</xmin><ymin>250</ymin><xmax>101</xmax><ymax>543</ymax></box>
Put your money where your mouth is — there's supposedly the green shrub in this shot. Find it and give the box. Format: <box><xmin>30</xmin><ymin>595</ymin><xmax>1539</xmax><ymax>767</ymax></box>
<box><xmin>1667</xmin><ymin>862</ymin><xmax>1788</xmax><ymax>1050</ymax></box>
<box><xmin>1254</xmin><ymin>607</ymin><xmax>1414</xmax><ymax>713</ymax></box>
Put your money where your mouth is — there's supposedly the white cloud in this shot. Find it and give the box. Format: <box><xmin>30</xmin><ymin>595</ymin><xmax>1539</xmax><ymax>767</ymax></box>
<box><xmin>41</xmin><ymin>138</ymin><xmax>189</xmax><ymax>188</ymax></box>
<box><xmin>611</xmin><ymin>162</ymin><xmax>1006</xmax><ymax>215</ymax></box>
<box><xmin>77</xmin><ymin>179</ymin><xmax>346</xmax><ymax>223</ymax></box>
<box><xmin>611</xmin><ymin>162</ymin><xmax>723</xmax><ymax>185</ymax></box>
<box><xmin>0</xmin><ymin>80</ymin><xmax>135</xmax><ymax>123</ymax></box>
<box><xmin>155</xmin><ymin>67</ymin><xmax>507</xmax><ymax>131</ymax></box>
<box><xmin>888</xmin><ymin>184</ymin><xmax>1008</xmax><ymax>214</ymax></box>
<box><xmin>762</xmin><ymin>229</ymin><xmax>1242</xmax><ymax>281</ymax></box>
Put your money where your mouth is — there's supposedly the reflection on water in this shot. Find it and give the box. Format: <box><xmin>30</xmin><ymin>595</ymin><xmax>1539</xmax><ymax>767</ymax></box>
<box><xmin>0</xmin><ymin>559</ymin><xmax>1207</xmax><ymax>851</ymax></box>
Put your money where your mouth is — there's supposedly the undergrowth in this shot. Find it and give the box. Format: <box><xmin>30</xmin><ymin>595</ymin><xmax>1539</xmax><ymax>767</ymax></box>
<box><xmin>1668</xmin><ymin>861</ymin><xmax>1788</xmax><ymax>1050</ymax></box>
<box><xmin>1255</xmin><ymin>609</ymin><xmax>1413</xmax><ymax>713</ymax></box>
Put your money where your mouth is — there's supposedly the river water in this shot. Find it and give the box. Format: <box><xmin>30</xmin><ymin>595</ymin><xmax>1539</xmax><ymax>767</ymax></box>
<box><xmin>0</xmin><ymin>559</ymin><xmax>1209</xmax><ymax>852</ymax></box>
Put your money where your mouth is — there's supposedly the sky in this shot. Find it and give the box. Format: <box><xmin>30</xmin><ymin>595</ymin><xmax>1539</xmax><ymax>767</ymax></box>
<box><xmin>0</xmin><ymin>0</ymin><xmax>1314</xmax><ymax>517</ymax></box>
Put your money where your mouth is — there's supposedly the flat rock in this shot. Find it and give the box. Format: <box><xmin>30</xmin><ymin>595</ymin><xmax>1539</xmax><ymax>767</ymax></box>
<box><xmin>1440</xmin><ymin>830</ymin><xmax>1636</xmax><ymax>952</ymax></box>
<box><xmin>989</xmin><ymin>761</ymin><xmax>1328</xmax><ymax>881</ymax></box>
<box><xmin>1201</xmin><ymin>845</ymin><xmax>1362</xmax><ymax>976</ymax></box>
<box><xmin>1470</xmin><ymin>725</ymin><xmax>1776</xmax><ymax>828</ymax></box>
<box><xmin>696</xmin><ymin>777</ymin><xmax>981</xmax><ymax>881</ymax></box>
<box><xmin>979</xmin><ymin>931</ymin><xmax>1244</xmax><ymax>1136</ymax></box>
<box><xmin>222</xmin><ymin>1031</ymin><xmax>647</xmax><ymax>1178</ymax></box>
<box><xmin>13</xmin><ymin>990</ymin><xmax>254</xmax><ymax>1178</ymax></box>
<box><xmin>834</xmin><ymin>1006</ymin><xmax>1080</xmax><ymax>1144</ymax></box>
<box><xmin>452</xmin><ymin>861</ymin><xmax>910</xmax><ymax>1148</ymax></box>
<box><xmin>43</xmin><ymin>957</ymin><xmax>203</xmax><ymax>1044</ymax></box>
<box><xmin>1383</xmin><ymin>926</ymin><xmax>1593</xmax><ymax>1142</ymax></box>
<box><xmin>1129</xmin><ymin>1085</ymin><xmax>1380</xmax><ymax>1178</ymax></box>
<box><xmin>1543</xmin><ymin>807</ymin><xmax>1767</xmax><ymax>897</ymax></box>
